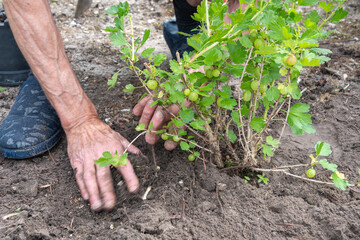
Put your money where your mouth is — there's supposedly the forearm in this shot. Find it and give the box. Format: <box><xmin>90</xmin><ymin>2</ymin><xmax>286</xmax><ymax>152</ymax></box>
<box><xmin>3</xmin><ymin>0</ymin><xmax>98</xmax><ymax>132</ymax></box>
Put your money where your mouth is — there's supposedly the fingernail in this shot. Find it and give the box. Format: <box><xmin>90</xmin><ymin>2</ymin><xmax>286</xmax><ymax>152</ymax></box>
<box><xmin>104</xmin><ymin>200</ymin><xmax>115</xmax><ymax>210</ymax></box>
<box><xmin>128</xmin><ymin>184</ymin><xmax>139</xmax><ymax>193</ymax></box>
<box><xmin>154</xmin><ymin>110</ymin><xmax>164</xmax><ymax>121</ymax></box>
<box><xmin>83</xmin><ymin>193</ymin><xmax>89</xmax><ymax>200</ymax></box>
<box><xmin>91</xmin><ymin>200</ymin><xmax>102</xmax><ymax>211</ymax></box>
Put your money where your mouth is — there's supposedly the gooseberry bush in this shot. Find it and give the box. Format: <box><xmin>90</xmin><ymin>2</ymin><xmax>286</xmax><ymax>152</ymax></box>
<box><xmin>96</xmin><ymin>1</ymin><xmax>350</xmax><ymax>179</ymax></box>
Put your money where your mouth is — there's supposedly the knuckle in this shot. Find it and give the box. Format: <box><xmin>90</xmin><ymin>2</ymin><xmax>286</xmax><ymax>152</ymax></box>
<box><xmin>83</xmin><ymin>170</ymin><xmax>96</xmax><ymax>180</ymax></box>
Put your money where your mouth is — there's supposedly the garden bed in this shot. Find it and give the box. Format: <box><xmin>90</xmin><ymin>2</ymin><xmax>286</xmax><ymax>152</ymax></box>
<box><xmin>1</xmin><ymin>0</ymin><xmax>360</xmax><ymax>239</ymax></box>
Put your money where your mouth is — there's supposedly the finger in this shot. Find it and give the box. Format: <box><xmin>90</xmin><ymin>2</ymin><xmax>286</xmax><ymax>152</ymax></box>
<box><xmin>145</xmin><ymin>104</ymin><xmax>181</xmax><ymax>145</ymax></box>
<box><xmin>133</xmin><ymin>96</ymin><xmax>152</xmax><ymax>116</ymax></box>
<box><xmin>164</xmin><ymin>140</ymin><xmax>178</xmax><ymax>151</ymax></box>
<box><xmin>139</xmin><ymin>100</ymin><xmax>157</xmax><ymax>128</ymax></box>
<box><xmin>96</xmin><ymin>165</ymin><xmax>116</xmax><ymax>210</ymax></box>
<box><xmin>117</xmin><ymin>161</ymin><xmax>139</xmax><ymax>193</ymax></box>
<box><xmin>83</xmin><ymin>164</ymin><xmax>102</xmax><ymax>211</ymax></box>
<box><xmin>72</xmin><ymin>160</ymin><xmax>89</xmax><ymax>200</ymax></box>
<box><xmin>118</xmin><ymin>135</ymin><xmax>141</xmax><ymax>155</ymax></box>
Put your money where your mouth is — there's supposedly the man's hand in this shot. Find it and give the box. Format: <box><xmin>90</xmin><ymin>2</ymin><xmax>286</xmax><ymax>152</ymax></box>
<box><xmin>133</xmin><ymin>96</ymin><xmax>185</xmax><ymax>150</ymax></box>
<box><xmin>66</xmin><ymin>118</ymin><xmax>140</xmax><ymax>211</ymax></box>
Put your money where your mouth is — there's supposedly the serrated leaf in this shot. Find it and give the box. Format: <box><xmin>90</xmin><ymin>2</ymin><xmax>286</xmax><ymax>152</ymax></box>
<box><xmin>154</xmin><ymin>53</ymin><xmax>167</xmax><ymax>66</ymax></box>
<box><xmin>123</xmin><ymin>84</ymin><xmax>135</xmax><ymax>93</ymax></box>
<box><xmin>266</xmin><ymin>136</ymin><xmax>278</xmax><ymax>148</ymax></box>
<box><xmin>239</xmin><ymin>36</ymin><xmax>253</xmax><ymax>48</ymax></box>
<box><xmin>115</xmin><ymin>153</ymin><xmax>128</xmax><ymax>167</ymax></box>
<box><xmin>262</xmin><ymin>144</ymin><xmax>274</xmax><ymax>158</ymax></box>
<box><xmin>265</xmin><ymin>86</ymin><xmax>280</xmax><ymax>101</ymax></box>
<box><xmin>190</xmin><ymin>119</ymin><xmax>206</xmax><ymax>130</ymax></box>
<box><xmin>330</xmin><ymin>8</ymin><xmax>349</xmax><ymax>23</ymax></box>
<box><xmin>141</xmin><ymin>48</ymin><xmax>155</xmax><ymax>57</ymax></box>
<box><xmin>287</xmin><ymin>103</ymin><xmax>316</xmax><ymax>135</ymax></box>
<box><xmin>228</xmin><ymin>130</ymin><xmax>237</xmax><ymax>143</ymax></box>
<box><xmin>250</xmin><ymin>117</ymin><xmax>266</xmax><ymax>133</ymax></box>
<box><xmin>319</xmin><ymin>1</ymin><xmax>334</xmax><ymax>13</ymax></box>
<box><xmin>169</xmin><ymin>60</ymin><xmax>185</xmax><ymax>74</ymax></box>
<box><xmin>255</xmin><ymin>46</ymin><xmax>277</xmax><ymax>55</ymax></box>
<box><xmin>319</xmin><ymin>159</ymin><xmax>338</xmax><ymax>172</ymax></box>
<box><xmin>140</xmin><ymin>29</ymin><xmax>150</xmax><ymax>47</ymax></box>
<box><xmin>109</xmin><ymin>31</ymin><xmax>127</xmax><ymax>46</ymax></box>
<box><xmin>298</xmin><ymin>0</ymin><xmax>319</xmax><ymax>6</ymax></box>
<box><xmin>135</xmin><ymin>124</ymin><xmax>145</xmax><ymax>131</ymax></box>
<box><xmin>331</xmin><ymin>172</ymin><xmax>350</xmax><ymax>191</ymax></box>
<box><xmin>103</xmin><ymin>26</ymin><xmax>118</xmax><ymax>32</ymax></box>
<box><xmin>227</xmin><ymin>41</ymin><xmax>247</xmax><ymax>64</ymax></box>
<box><xmin>231</xmin><ymin>110</ymin><xmax>241</xmax><ymax>127</ymax></box>
<box><xmin>172</xmin><ymin>118</ymin><xmax>184</xmax><ymax>128</ymax></box>
<box><xmin>217</xmin><ymin>97</ymin><xmax>237</xmax><ymax>110</ymax></box>
<box><xmin>300</xmin><ymin>58</ymin><xmax>321</xmax><ymax>66</ymax></box>
<box><xmin>194</xmin><ymin>151</ymin><xmax>200</xmax><ymax>157</ymax></box>
<box><xmin>108</xmin><ymin>72</ymin><xmax>119</xmax><ymax>89</ymax></box>
<box><xmin>179</xmin><ymin>108</ymin><xmax>195</xmax><ymax>124</ymax></box>
<box><xmin>180</xmin><ymin>141</ymin><xmax>190</xmax><ymax>151</ymax></box>
<box><xmin>315</xmin><ymin>141</ymin><xmax>332</xmax><ymax>156</ymax></box>
<box><xmin>102</xmin><ymin>151</ymin><xmax>113</xmax><ymax>159</ymax></box>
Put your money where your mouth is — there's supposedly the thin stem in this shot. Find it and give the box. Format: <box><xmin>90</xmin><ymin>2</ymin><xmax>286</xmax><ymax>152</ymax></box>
<box><xmin>123</xmin><ymin>131</ymin><xmax>147</xmax><ymax>153</ymax></box>
<box><xmin>254</xmin><ymin>168</ymin><xmax>354</xmax><ymax>187</ymax></box>
<box><xmin>273</xmin><ymin>96</ymin><xmax>292</xmax><ymax>152</ymax></box>
<box><xmin>129</xmin><ymin>14</ymin><xmax>135</xmax><ymax>62</ymax></box>
<box><xmin>205</xmin><ymin>0</ymin><xmax>211</xmax><ymax>37</ymax></box>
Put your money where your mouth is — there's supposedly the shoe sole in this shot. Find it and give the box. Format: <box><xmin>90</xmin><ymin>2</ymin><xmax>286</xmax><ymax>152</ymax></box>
<box><xmin>0</xmin><ymin>128</ymin><xmax>63</xmax><ymax>159</ymax></box>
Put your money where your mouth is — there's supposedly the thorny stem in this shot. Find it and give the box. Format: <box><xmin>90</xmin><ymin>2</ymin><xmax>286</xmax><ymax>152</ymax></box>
<box><xmin>273</xmin><ymin>96</ymin><xmax>292</xmax><ymax>152</ymax></box>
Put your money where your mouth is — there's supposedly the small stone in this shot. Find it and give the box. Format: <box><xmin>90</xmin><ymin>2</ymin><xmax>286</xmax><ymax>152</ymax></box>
<box><xmin>217</xmin><ymin>183</ymin><xmax>227</xmax><ymax>191</ymax></box>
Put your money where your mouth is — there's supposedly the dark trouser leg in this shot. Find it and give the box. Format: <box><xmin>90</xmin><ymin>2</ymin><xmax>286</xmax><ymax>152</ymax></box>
<box><xmin>163</xmin><ymin>0</ymin><xmax>201</xmax><ymax>59</ymax></box>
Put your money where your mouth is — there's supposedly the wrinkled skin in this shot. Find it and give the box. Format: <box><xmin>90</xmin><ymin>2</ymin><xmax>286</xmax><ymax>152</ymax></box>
<box><xmin>66</xmin><ymin>118</ymin><xmax>140</xmax><ymax>211</ymax></box>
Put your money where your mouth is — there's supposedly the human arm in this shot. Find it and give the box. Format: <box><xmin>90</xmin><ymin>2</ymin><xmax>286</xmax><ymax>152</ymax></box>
<box><xmin>3</xmin><ymin>0</ymin><xmax>139</xmax><ymax>211</ymax></box>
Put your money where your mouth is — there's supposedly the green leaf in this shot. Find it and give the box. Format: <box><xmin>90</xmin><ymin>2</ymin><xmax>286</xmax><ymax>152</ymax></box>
<box><xmin>200</xmin><ymin>96</ymin><xmax>215</xmax><ymax>107</ymax></box>
<box><xmin>300</xmin><ymin>58</ymin><xmax>321</xmax><ymax>66</ymax></box>
<box><xmin>172</xmin><ymin>118</ymin><xmax>184</xmax><ymax>128</ymax></box>
<box><xmin>169</xmin><ymin>60</ymin><xmax>185</xmax><ymax>74</ymax></box>
<box><xmin>265</xmin><ymin>86</ymin><xmax>280</xmax><ymax>101</ymax></box>
<box><xmin>266</xmin><ymin>136</ymin><xmax>278</xmax><ymax>148</ymax></box>
<box><xmin>287</xmin><ymin>103</ymin><xmax>316</xmax><ymax>135</ymax></box>
<box><xmin>330</xmin><ymin>8</ymin><xmax>349</xmax><ymax>23</ymax></box>
<box><xmin>227</xmin><ymin>130</ymin><xmax>237</xmax><ymax>143</ymax></box>
<box><xmin>262</xmin><ymin>144</ymin><xmax>274</xmax><ymax>158</ymax></box>
<box><xmin>231</xmin><ymin>111</ymin><xmax>241</xmax><ymax>127</ymax></box>
<box><xmin>217</xmin><ymin>97</ymin><xmax>237</xmax><ymax>110</ymax></box>
<box><xmin>319</xmin><ymin>1</ymin><xmax>334</xmax><ymax>13</ymax></box>
<box><xmin>0</xmin><ymin>88</ymin><xmax>5</xmax><ymax>91</ymax></box>
<box><xmin>180</xmin><ymin>141</ymin><xmax>190</xmax><ymax>151</ymax></box>
<box><xmin>250</xmin><ymin>117</ymin><xmax>266</xmax><ymax>133</ymax></box>
<box><xmin>141</xmin><ymin>48</ymin><xmax>155</xmax><ymax>57</ymax></box>
<box><xmin>103</xmin><ymin>26</ymin><xmax>118</xmax><ymax>32</ymax></box>
<box><xmin>123</xmin><ymin>84</ymin><xmax>135</xmax><ymax>93</ymax></box>
<box><xmin>154</xmin><ymin>53</ymin><xmax>167</xmax><ymax>66</ymax></box>
<box><xmin>331</xmin><ymin>172</ymin><xmax>350</xmax><ymax>191</ymax></box>
<box><xmin>109</xmin><ymin>31</ymin><xmax>127</xmax><ymax>46</ymax></box>
<box><xmin>227</xmin><ymin>41</ymin><xmax>246</xmax><ymax>64</ymax></box>
<box><xmin>179</xmin><ymin>108</ymin><xmax>195</xmax><ymax>124</ymax></box>
<box><xmin>315</xmin><ymin>141</ymin><xmax>332</xmax><ymax>156</ymax></box>
<box><xmin>140</xmin><ymin>29</ymin><xmax>150</xmax><ymax>47</ymax></box>
<box><xmin>203</xmin><ymin>48</ymin><xmax>222</xmax><ymax>65</ymax></box>
<box><xmin>298</xmin><ymin>0</ymin><xmax>319</xmax><ymax>6</ymax></box>
<box><xmin>239</xmin><ymin>36</ymin><xmax>253</xmax><ymax>48</ymax></box>
<box><xmin>135</xmin><ymin>124</ymin><xmax>145</xmax><ymax>131</ymax></box>
<box><xmin>190</xmin><ymin>119</ymin><xmax>206</xmax><ymax>130</ymax></box>
<box><xmin>319</xmin><ymin>159</ymin><xmax>338</xmax><ymax>172</ymax></box>
<box><xmin>115</xmin><ymin>153</ymin><xmax>128</xmax><ymax>167</ymax></box>
<box><xmin>255</xmin><ymin>46</ymin><xmax>277</xmax><ymax>55</ymax></box>
<box><xmin>108</xmin><ymin>72</ymin><xmax>119</xmax><ymax>89</ymax></box>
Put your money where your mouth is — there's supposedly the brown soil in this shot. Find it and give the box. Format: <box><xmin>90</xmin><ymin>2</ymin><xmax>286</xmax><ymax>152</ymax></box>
<box><xmin>1</xmin><ymin>0</ymin><xmax>360</xmax><ymax>239</ymax></box>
